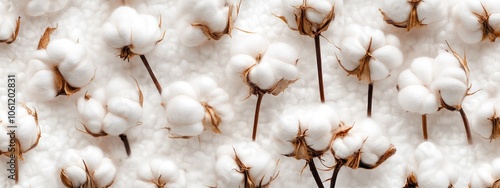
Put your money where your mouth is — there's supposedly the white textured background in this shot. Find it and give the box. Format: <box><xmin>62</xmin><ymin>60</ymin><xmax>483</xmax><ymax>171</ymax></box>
<box><xmin>1</xmin><ymin>0</ymin><xmax>499</xmax><ymax>187</ymax></box>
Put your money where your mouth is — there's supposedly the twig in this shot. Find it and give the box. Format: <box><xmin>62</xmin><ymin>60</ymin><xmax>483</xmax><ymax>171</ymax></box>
<box><xmin>139</xmin><ymin>55</ymin><xmax>162</xmax><ymax>94</ymax></box>
<box><xmin>119</xmin><ymin>134</ymin><xmax>131</xmax><ymax>156</ymax></box>
<box><xmin>314</xmin><ymin>35</ymin><xmax>325</xmax><ymax>103</ymax></box>
<box><xmin>252</xmin><ymin>93</ymin><xmax>264</xmax><ymax>141</ymax></box>
<box><xmin>422</xmin><ymin>114</ymin><xmax>428</xmax><ymax>140</ymax></box>
<box><xmin>309</xmin><ymin>159</ymin><xmax>325</xmax><ymax>188</ymax></box>
<box><xmin>367</xmin><ymin>83</ymin><xmax>373</xmax><ymax>117</ymax></box>
<box><xmin>330</xmin><ymin>161</ymin><xmax>343</xmax><ymax>188</ymax></box>
<box><xmin>459</xmin><ymin>108</ymin><xmax>472</xmax><ymax>144</ymax></box>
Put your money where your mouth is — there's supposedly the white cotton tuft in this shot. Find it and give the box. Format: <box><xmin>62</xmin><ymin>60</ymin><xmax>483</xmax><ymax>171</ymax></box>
<box><xmin>180</xmin><ymin>25</ymin><xmax>208</xmax><ymax>47</ymax></box>
<box><xmin>398</xmin><ymin>85</ymin><xmax>439</xmax><ymax>114</ymax></box>
<box><xmin>130</xmin><ymin>15</ymin><xmax>162</xmax><ymax>55</ymax></box>
<box><xmin>62</xmin><ymin>166</ymin><xmax>87</xmax><ymax>186</ymax></box>
<box><xmin>102</xmin><ymin>113</ymin><xmax>129</xmax><ymax>136</ymax></box>
<box><xmin>216</xmin><ymin>155</ymin><xmax>245</xmax><ymax>187</ymax></box>
<box><xmin>80</xmin><ymin>146</ymin><xmax>104</xmax><ymax>171</ymax></box>
<box><xmin>381</xmin><ymin>0</ymin><xmax>411</xmax><ymax>23</ymax></box>
<box><xmin>414</xmin><ymin>142</ymin><xmax>442</xmax><ymax>163</ymax></box>
<box><xmin>26</xmin><ymin>0</ymin><xmax>50</xmax><ymax>17</ymax></box>
<box><xmin>340</xmin><ymin>37</ymin><xmax>366</xmax><ymax>68</ymax></box>
<box><xmin>166</xmin><ymin>95</ymin><xmax>205</xmax><ymax>125</ymax></box>
<box><xmin>231</xmin><ymin>34</ymin><xmax>268</xmax><ymax>57</ymax></box>
<box><xmin>93</xmin><ymin>158</ymin><xmax>116</xmax><ymax>187</ymax></box>
<box><xmin>227</xmin><ymin>54</ymin><xmax>258</xmax><ymax>77</ymax></box>
<box><xmin>26</xmin><ymin>70</ymin><xmax>57</xmax><ymax>101</ymax></box>
<box><xmin>249</xmin><ymin>63</ymin><xmax>277</xmax><ymax>90</ymax></box>
<box><xmin>106</xmin><ymin>97</ymin><xmax>142</xmax><ymax>125</ymax></box>
<box><xmin>162</xmin><ymin>81</ymin><xmax>197</xmax><ymax>102</ymax></box>
<box><xmin>417</xmin><ymin>0</ymin><xmax>444</xmax><ymax>24</ymax></box>
<box><xmin>470</xmin><ymin>164</ymin><xmax>494</xmax><ymax>188</ymax></box>
<box><xmin>16</xmin><ymin>114</ymin><xmax>39</xmax><ymax>152</ymax></box>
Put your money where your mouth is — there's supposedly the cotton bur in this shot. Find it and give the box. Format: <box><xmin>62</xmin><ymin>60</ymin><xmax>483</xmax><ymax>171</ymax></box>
<box><xmin>273</xmin><ymin>103</ymin><xmax>340</xmax><ymax>188</ymax></box>
<box><xmin>398</xmin><ymin>44</ymin><xmax>473</xmax><ymax>144</ymax></box>
<box><xmin>470</xmin><ymin>158</ymin><xmax>500</xmax><ymax>188</ymax></box>
<box><xmin>454</xmin><ymin>0</ymin><xmax>500</xmax><ymax>43</ymax></box>
<box><xmin>135</xmin><ymin>158</ymin><xmax>186</xmax><ymax>188</ymax></box>
<box><xmin>25</xmin><ymin>27</ymin><xmax>94</xmax><ymax>101</ymax></box>
<box><xmin>161</xmin><ymin>76</ymin><xmax>232</xmax><ymax>138</ymax></box>
<box><xmin>380</xmin><ymin>0</ymin><xmax>445</xmax><ymax>31</ymax></box>
<box><xmin>474</xmin><ymin>97</ymin><xmax>500</xmax><ymax>141</ymax></box>
<box><xmin>277</xmin><ymin>0</ymin><xmax>343</xmax><ymax>103</ymax></box>
<box><xmin>330</xmin><ymin>118</ymin><xmax>396</xmax><ymax>188</ymax></box>
<box><xmin>215</xmin><ymin>142</ymin><xmax>278</xmax><ymax>188</ymax></box>
<box><xmin>59</xmin><ymin>146</ymin><xmax>116</xmax><ymax>188</ymax></box>
<box><xmin>0</xmin><ymin>0</ymin><xmax>20</xmax><ymax>44</ymax></box>
<box><xmin>102</xmin><ymin>6</ymin><xmax>164</xmax><ymax>94</ymax></box>
<box><xmin>0</xmin><ymin>104</ymin><xmax>41</xmax><ymax>183</ymax></box>
<box><xmin>337</xmin><ymin>25</ymin><xmax>403</xmax><ymax>117</ymax></box>
<box><xmin>227</xmin><ymin>34</ymin><xmax>299</xmax><ymax>141</ymax></box>
<box><xmin>179</xmin><ymin>0</ymin><xmax>240</xmax><ymax>47</ymax></box>
<box><xmin>410</xmin><ymin>142</ymin><xmax>458</xmax><ymax>188</ymax></box>
<box><xmin>77</xmin><ymin>76</ymin><xmax>143</xmax><ymax>156</ymax></box>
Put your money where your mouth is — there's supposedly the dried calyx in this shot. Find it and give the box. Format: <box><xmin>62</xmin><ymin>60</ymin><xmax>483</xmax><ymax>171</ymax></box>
<box><xmin>192</xmin><ymin>1</ymin><xmax>241</xmax><ymax>41</ymax></box>
<box><xmin>380</xmin><ymin>0</ymin><xmax>424</xmax><ymax>31</ymax></box>
<box><xmin>474</xmin><ymin>3</ymin><xmax>500</xmax><ymax>42</ymax></box>
<box><xmin>403</xmin><ymin>173</ymin><xmax>419</xmax><ymax>188</ymax></box>
<box><xmin>277</xmin><ymin>0</ymin><xmax>339</xmax><ymax>37</ymax></box>
<box><xmin>233</xmin><ymin>149</ymin><xmax>278</xmax><ymax>188</ymax></box>
<box><xmin>0</xmin><ymin>0</ymin><xmax>20</xmax><ymax>44</ymax></box>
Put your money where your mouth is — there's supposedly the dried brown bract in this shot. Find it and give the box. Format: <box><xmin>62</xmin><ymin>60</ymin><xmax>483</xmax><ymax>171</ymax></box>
<box><xmin>192</xmin><ymin>1</ymin><xmax>241</xmax><ymax>40</ymax></box>
<box><xmin>284</xmin><ymin>125</ymin><xmax>331</xmax><ymax>162</ymax></box>
<box><xmin>474</xmin><ymin>3</ymin><xmax>500</xmax><ymax>42</ymax></box>
<box><xmin>380</xmin><ymin>0</ymin><xmax>425</xmax><ymax>31</ymax></box>
<box><xmin>403</xmin><ymin>173</ymin><xmax>419</xmax><ymax>188</ymax></box>
<box><xmin>277</xmin><ymin>0</ymin><xmax>336</xmax><ymax>37</ymax></box>
<box><xmin>233</xmin><ymin>149</ymin><xmax>278</xmax><ymax>188</ymax></box>
<box><xmin>202</xmin><ymin>102</ymin><xmax>222</xmax><ymax>133</ymax></box>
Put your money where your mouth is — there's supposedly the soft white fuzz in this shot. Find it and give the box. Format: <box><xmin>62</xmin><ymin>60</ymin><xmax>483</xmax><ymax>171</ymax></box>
<box><xmin>136</xmin><ymin>158</ymin><xmax>186</xmax><ymax>188</ymax></box>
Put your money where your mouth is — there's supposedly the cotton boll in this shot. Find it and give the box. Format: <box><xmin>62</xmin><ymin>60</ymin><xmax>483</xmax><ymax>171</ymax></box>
<box><xmin>474</xmin><ymin>102</ymin><xmax>495</xmax><ymax>138</ymax></box>
<box><xmin>372</xmin><ymin>45</ymin><xmax>403</xmax><ymax>71</ymax></box>
<box><xmin>26</xmin><ymin>70</ymin><xmax>57</xmax><ymax>101</ymax></box>
<box><xmin>62</xmin><ymin>61</ymin><xmax>94</xmax><ymax>88</ymax></box>
<box><xmin>189</xmin><ymin>76</ymin><xmax>218</xmax><ymax>98</ymax></box>
<box><xmin>59</xmin><ymin>150</ymin><xmax>84</xmax><ymax>169</ymax></box>
<box><xmin>398</xmin><ymin>70</ymin><xmax>422</xmax><ymax>88</ymax></box>
<box><xmin>457</xmin><ymin>23</ymin><xmax>483</xmax><ymax>44</ymax></box>
<box><xmin>417</xmin><ymin>0</ymin><xmax>444</xmax><ymax>24</ymax></box>
<box><xmin>457</xmin><ymin>9</ymin><xmax>482</xmax><ymax>31</ymax></box>
<box><xmin>151</xmin><ymin>159</ymin><xmax>180</xmax><ymax>184</ymax></box>
<box><xmin>162</xmin><ymin>81</ymin><xmax>197</xmax><ymax>102</ymax></box>
<box><xmin>77</xmin><ymin>97</ymin><xmax>105</xmax><ymax>134</ymax></box>
<box><xmin>0</xmin><ymin>16</ymin><xmax>16</xmax><ymax>41</ymax></box>
<box><xmin>46</xmin><ymin>39</ymin><xmax>74</xmax><ymax>63</ymax></box>
<box><xmin>102</xmin><ymin>113</ymin><xmax>129</xmax><ymax>136</ymax></box>
<box><xmin>180</xmin><ymin>25</ymin><xmax>208</xmax><ymax>47</ymax></box>
<box><xmin>216</xmin><ymin>155</ymin><xmax>245</xmax><ymax>187</ymax></box>
<box><xmin>166</xmin><ymin>95</ymin><xmax>205</xmax><ymax>125</ymax></box>
<box><xmin>398</xmin><ymin>85</ymin><xmax>439</xmax><ymax>114</ymax></box>
<box><xmin>16</xmin><ymin>115</ymin><xmax>39</xmax><ymax>151</ymax></box>
<box><xmin>62</xmin><ymin>165</ymin><xmax>87</xmax><ymax>187</ymax></box>
<box><xmin>410</xmin><ymin>57</ymin><xmax>434</xmax><ymax>85</ymax></box>
<box><xmin>227</xmin><ymin>54</ymin><xmax>257</xmax><ymax>76</ymax></box>
<box><xmin>102</xmin><ymin>23</ymin><xmax>131</xmax><ymax>48</ymax></box>
<box><xmin>332</xmin><ymin>127</ymin><xmax>366</xmax><ymax>159</ymax></box>
<box><xmin>130</xmin><ymin>15</ymin><xmax>162</xmax><ymax>55</ymax></box>
<box><xmin>231</xmin><ymin>34</ymin><xmax>268</xmax><ymax>57</ymax></box>
<box><xmin>417</xmin><ymin>167</ymin><xmax>450</xmax><ymax>188</ymax></box>
<box><xmin>305</xmin><ymin>0</ymin><xmax>332</xmax><ymax>24</ymax></box>
<box><xmin>80</xmin><ymin>146</ymin><xmax>104</xmax><ymax>171</ymax></box>
<box><xmin>432</xmin><ymin>76</ymin><xmax>467</xmax><ymax>107</ymax></box>
<box><xmin>340</xmin><ymin>37</ymin><xmax>366</xmax><ymax>70</ymax></box>
<box><xmin>264</xmin><ymin>42</ymin><xmax>298</xmax><ymax>64</ymax></box>
<box><xmin>275</xmin><ymin>111</ymin><xmax>300</xmax><ymax>141</ymax></box>
<box><xmin>93</xmin><ymin>158</ymin><xmax>116</xmax><ymax>187</ymax></box>
<box><xmin>470</xmin><ymin>164</ymin><xmax>494</xmax><ymax>188</ymax></box>
<box><xmin>249</xmin><ymin>63</ymin><xmax>277</xmax><ymax>90</ymax></box>
<box><xmin>489</xmin><ymin>13</ymin><xmax>500</xmax><ymax>32</ymax></box>
<box><xmin>369</xmin><ymin>59</ymin><xmax>390</xmax><ymax>81</ymax></box>
<box><xmin>414</xmin><ymin>142</ymin><xmax>442</xmax><ymax>164</ymax></box>
<box><xmin>107</xmin><ymin>97</ymin><xmax>142</xmax><ymax>124</ymax></box>
<box><xmin>205</xmin><ymin>8</ymin><xmax>228</xmax><ymax>33</ymax></box>
<box><xmin>268</xmin><ymin>59</ymin><xmax>299</xmax><ymax>81</ymax></box>
<box><xmin>382</xmin><ymin>0</ymin><xmax>411</xmax><ymax>23</ymax></box>
<box><xmin>385</xmin><ymin>34</ymin><xmax>401</xmax><ymax>48</ymax></box>
<box><xmin>362</xmin><ymin>28</ymin><xmax>386</xmax><ymax>50</ymax></box>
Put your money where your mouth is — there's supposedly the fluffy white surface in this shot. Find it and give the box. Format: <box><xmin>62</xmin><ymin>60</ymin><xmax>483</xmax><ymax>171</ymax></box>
<box><xmin>0</xmin><ymin>0</ymin><xmax>500</xmax><ymax>187</ymax></box>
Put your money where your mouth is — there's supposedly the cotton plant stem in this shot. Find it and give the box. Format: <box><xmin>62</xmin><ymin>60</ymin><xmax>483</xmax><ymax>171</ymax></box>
<box><xmin>139</xmin><ymin>55</ymin><xmax>162</xmax><ymax>94</ymax></box>
<box><xmin>330</xmin><ymin>162</ymin><xmax>343</xmax><ymax>188</ymax></box>
<box><xmin>422</xmin><ymin>114</ymin><xmax>428</xmax><ymax>140</ymax></box>
<box><xmin>367</xmin><ymin>83</ymin><xmax>373</xmax><ymax>117</ymax></box>
<box><xmin>308</xmin><ymin>159</ymin><xmax>325</xmax><ymax>188</ymax></box>
<box><xmin>314</xmin><ymin>35</ymin><xmax>325</xmax><ymax>103</ymax></box>
<box><xmin>119</xmin><ymin>134</ymin><xmax>131</xmax><ymax>156</ymax></box>
<box><xmin>252</xmin><ymin>93</ymin><xmax>264</xmax><ymax>141</ymax></box>
<box><xmin>459</xmin><ymin>108</ymin><xmax>472</xmax><ymax>144</ymax></box>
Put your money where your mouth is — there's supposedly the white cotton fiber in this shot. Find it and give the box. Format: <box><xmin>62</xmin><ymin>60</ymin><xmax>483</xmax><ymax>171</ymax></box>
<box><xmin>398</xmin><ymin>85</ymin><xmax>439</xmax><ymax>114</ymax></box>
<box><xmin>382</xmin><ymin>0</ymin><xmax>411</xmax><ymax>23</ymax></box>
<box><xmin>227</xmin><ymin>54</ymin><xmax>258</xmax><ymax>76</ymax></box>
<box><xmin>162</xmin><ymin>81</ymin><xmax>197</xmax><ymax>102</ymax></box>
<box><xmin>264</xmin><ymin>43</ymin><xmax>298</xmax><ymax>64</ymax></box>
<box><xmin>77</xmin><ymin>97</ymin><xmax>105</xmax><ymax>134</ymax></box>
<box><xmin>371</xmin><ymin>45</ymin><xmax>403</xmax><ymax>70</ymax></box>
<box><xmin>26</xmin><ymin>70</ymin><xmax>57</xmax><ymax>101</ymax></box>
<box><xmin>130</xmin><ymin>15</ymin><xmax>162</xmax><ymax>55</ymax></box>
<box><xmin>0</xmin><ymin>127</ymin><xmax>9</xmax><ymax>152</ymax></box>
<box><xmin>62</xmin><ymin>166</ymin><xmax>87</xmax><ymax>186</ymax></box>
<box><xmin>305</xmin><ymin>0</ymin><xmax>332</xmax><ymax>24</ymax></box>
<box><xmin>489</xmin><ymin>13</ymin><xmax>500</xmax><ymax>31</ymax></box>
<box><xmin>0</xmin><ymin>9</ymin><xmax>16</xmax><ymax>41</ymax></box>
<box><xmin>26</xmin><ymin>0</ymin><xmax>50</xmax><ymax>17</ymax></box>
<box><xmin>340</xmin><ymin>37</ymin><xmax>366</xmax><ymax>67</ymax></box>
<box><xmin>397</xmin><ymin>70</ymin><xmax>423</xmax><ymax>88</ymax></box>
<box><xmin>416</xmin><ymin>0</ymin><xmax>444</xmax><ymax>24</ymax></box>
<box><xmin>368</xmin><ymin>59</ymin><xmax>390</xmax><ymax>82</ymax></box>
<box><xmin>249</xmin><ymin>63</ymin><xmax>277</xmax><ymax>90</ymax></box>
<box><xmin>493</xmin><ymin>158</ymin><xmax>500</xmax><ymax>178</ymax></box>
<box><xmin>181</xmin><ymin>25</ymin><xmax>208</xmax><ymax>47</ymax></box>
<box><xmin>410</xmin><ymin>57</ymin><xmax>434</xmax><ymax>85</ymax></box>
<box><xmin>216</xmin><ymin>155</ymin><xmax>245</xmax><ymax>187</ymax></box>
<box><xmin>102</xmin><ymin>23</ymin><xmax>130</xmax><ymax>49</ymax></box>
<box><xmin>231</xmin><ymin>34</ymin><xmax>268</xmax><ymax>57</ymax></box>
<box><xmin>102</xmin><ymin>113</ymin><xmax>129</xmax><ymax>136</ymax></box>
<box><xmin>106</xmin><ymin>97</ymin><xmax>142</xmax><ymax>124</ymax></box>
<box><xmin>190</xmin><ymin>76</ymin><xmax>218</xmax><ymax>98</ymax></box>
<box><xmin>274</xmin><ymin>113</ymin><xmax>300</xmax><ymax>142</ymax></box>
<box><xmin>470</xmin><ymin>164</ymin><xmax>494</xmax><ymax>188</ymax></box>
<box><xmin>432</xmin><ymin>77</ymin><xmax>467</xmax><ymax>107</ymax></box>
<box><xmin>166</xmin><ymin>96</ymin><xmax>205</xmax><ymax>125</ymax></box>
<box><xmin>62</xmin><ymin>61</ymin><xmax>94</xmax><ymax>88</ymax></box>
<box><xmin>80</xmin><ymin>146</ymin><xmax>104</xmax><ymax>170</ymax></box>
<box><xmin>417</xmin><ymin>166</ymin><xmax>450</xmax><ymax>188</ymax></box>
<box><xmin>46</xmin><ymin>39</ymin><xmax>74</xmax><ymax>62</ymax></box>
<box><xmin>152</xmin><ymin>159</ymin><xmax>180</xmax><ymax>183</ymax></box>
<box><xmin>93</xmin><ymin>158</ymin><xmax>116</xmax><ymax>187</ymax></box>
<box><xmin>16</xmin><ymin>115</ymin><xmax>39</xmax><ymax>151</ymax></box>
<box><xmin>474</xmin><ymin>102</ymin><xmax>495</xmax><ymax>138</ymax></box>
<box><xmin>332</xmin><ymin>127</ymin><xmax>365</xmax><ymax>159</ymax></box>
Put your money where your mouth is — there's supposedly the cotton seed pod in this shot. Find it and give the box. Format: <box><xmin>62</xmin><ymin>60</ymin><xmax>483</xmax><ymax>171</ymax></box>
<box><xmin>331</xmin><ymin>118</ymin><xmax>395</xmax><ymax>169</ymax></box>
<box><xmin>273</xmin><ymin>103</ymin><xmax>340</xmax><ymax>161</ymax></box>
<box><xmin>228</xmin><ymin>42</ymin><xmax>299</xmax><ymax>97</ymax></box>
<box><xmin>397</xmin><ymin>57</ymin><xmax>439</xmax><ymax>115</ymax></box>
<box><xmin>431</xmin><ymin>47</ymin><xmax>471</xmax><ymax>111</ymax></box>
<box><xmin>25</xmin><ymin>28</ymin><xmax>95</xmax><ymax>101</ymax></box>
<box><xmin>77</xmin><ymin>77</ymin><xmax>143</xmax><ymax>137</ymax></box>
<box><xmin>277</xmin><ymin>0</ymin><xmax>343</xmax><ymax>37</ymax></box>
<box><xmin>102</xmin><ymin>6</ymin><xmax>163</xmax><ymax>60</ymax></box>
<box><xmin>137</xmin><ymin>158</ymin><xmax>186</xmax><ymax>188</ymax></box>
<box><xmin>59</xmin><ymin>146</ymin><xmax>116</xmax><ymax>188</ymax></box>
<box><xmin>474</xmin><ymin>99</ymin><xmax>500</xmax><ymax>140</ymax></box>
<box><xmin>180</xmin><ymin>0</ymin><xmax>240</xmax><ymax>47</ymax></box>
<box><xmin>338</xmin><ymin>25</ymin><xmax>403</xmax><ymax>83</ymax></box>
<box><xmin>413</xmin><ymin>142</ymin><xmax>458</xmax><ymax>188</ymax></box>
<box><xmin>215</xmin><ymin>142</ymin><xmax>278</xmax><ymax>188</ymax></box>
<box><xmin>161</xmin><ymin>76</ymin><xmax>232</xmax><ymax>138</ymax></box>
<box><xmin>380</xmin><ymin>0</ymin><xmax>444</xmax><ymax>31</ymax></box>
<box><xmin>455</xmin><ymin>0</ymin><xmax>500</xmax><ymax>43</ymax></box>
<box><xmin>0</xmin><ymin>0</ymin><xmax>19</xmax><ymax>44</ymax></box>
